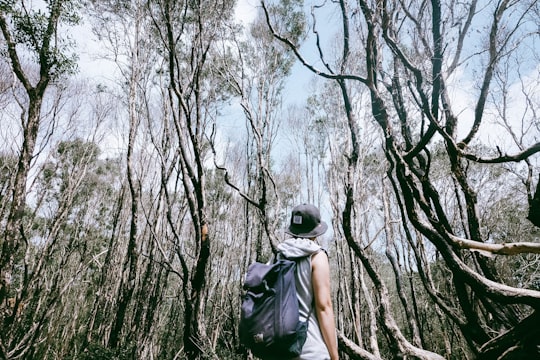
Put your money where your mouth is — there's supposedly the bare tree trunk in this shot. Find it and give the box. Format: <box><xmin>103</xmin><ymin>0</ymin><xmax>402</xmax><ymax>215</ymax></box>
<box><xmin>0</xmin><ymin>20</ymin><xmax>47</xmax><ymax>308</ymax></box>
<box><xmin>383</xmin><ymin>185</ymin><xmax>423</xmax><ymax>348</ymax></box>
<box><xmin>107</xmin><ymin>4</ymin><xmax>143</xmax><ymax>349</ymax></box>
<box><xmin>0</xmin><ymin>2</ymin><xmax>77</xmax><ymax>357</ymax></box>
<box><xmin>152</xmin><ymin>1</ymin><xmax>234</xmax><ymax>356</ymax></box>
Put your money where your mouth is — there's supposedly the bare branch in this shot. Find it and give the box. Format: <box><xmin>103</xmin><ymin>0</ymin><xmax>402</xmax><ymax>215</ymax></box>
<box><xmin>261</xmin><ymin>1</ymin><xmax>367</xmax><ymax>84</ymax></box>
<box><xmin>450</xmin><ymin>235</ymin><xmax>540</xmax><ymax>256</ymax></box>
<box><xmin>459</xmin><ymin>142</ymin><xmax>540</xmax><ymax>163</ymax></box>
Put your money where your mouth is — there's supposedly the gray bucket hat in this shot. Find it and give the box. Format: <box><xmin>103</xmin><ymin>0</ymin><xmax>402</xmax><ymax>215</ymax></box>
<box><xmin>285</xmin><ymin>203</ymin><xmax>328</xmax><ymax>238</ymax></box>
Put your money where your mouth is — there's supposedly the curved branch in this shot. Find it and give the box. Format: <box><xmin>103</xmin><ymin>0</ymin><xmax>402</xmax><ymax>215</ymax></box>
<box><xmin>408</xmin><ymin>204</ymin><xmax>540</xmax><ymax>307</ymax></box>
<box><xmin>459</xmin><ymin>142</ymin><xmax>540</xmax><ymax>163</ymax></box>
<box><xmin>447</xmin><ymin>0</ymin><xmax>478</xmax><ymax>74</ymax></box>
<box><xmin>261</xmin><ymin>1</ymin><xmax>367</xmax><ymax>84</ymax></box>
<box><xmin>310</xmin><ymin>3</ymin><xmax>334</xmax><ymax>74</ymax></box>
<box><xmin>479</xmin><ymin>311</ymin><xmax>540</xmax><ymax>358</ymax></box>
<box><xmin>337</xmin><ymin>332</ymin><xmax>379</xmax><ymax>360</ymax></box>
<box><xmin>461</xmin><ymin>0</ymin><xmax>510</xmax><ymax>145</ymax></box>
<box><xmin>0</xmin><ymin>14</ymin><xmax>32</xmax><ymax>91</ymax></box>
<box><xmin>208</xmin><ymin>126</ymin><xmax>260</xmax><ymax>208</ymax></box>
<box><xmin>380</xmin><ymin>3</ymin><xmax>439</xmax><ymax>160</ymax></box>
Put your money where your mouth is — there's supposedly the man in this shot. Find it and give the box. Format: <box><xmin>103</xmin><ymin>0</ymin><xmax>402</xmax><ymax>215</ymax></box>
<box><xmin>277</xmin><ymin>203</ymin><xmax>339</xmax><ymax>360</ymax></box>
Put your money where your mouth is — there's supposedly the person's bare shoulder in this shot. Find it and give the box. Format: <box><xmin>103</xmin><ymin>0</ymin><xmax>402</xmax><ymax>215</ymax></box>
<box><xmin>311</xmin><ymin>250</ymin><xmax>328</xmax><ymax>266</ymax></box>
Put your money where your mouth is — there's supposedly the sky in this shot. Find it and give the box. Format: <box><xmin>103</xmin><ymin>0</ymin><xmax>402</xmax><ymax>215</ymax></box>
<box><xmin>235</xmin><ymin>0</ymin><xmax>258</xmax><ymax>24</ymax></box>
<box><xmin>71</xmin><ymin>0</ymin><xmax>540</xmax><ymax>170</ymax></box>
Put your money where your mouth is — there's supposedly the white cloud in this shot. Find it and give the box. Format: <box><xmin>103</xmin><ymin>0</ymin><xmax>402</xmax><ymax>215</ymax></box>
<box><xmin>235</xmin><ymin>0</ymin><xmax>258</xmax><ymax>25</ymax></box>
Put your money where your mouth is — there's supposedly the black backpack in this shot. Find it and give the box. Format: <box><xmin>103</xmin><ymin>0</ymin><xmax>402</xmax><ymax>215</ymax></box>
<box><xmin>239</xmin><ymin>256</ymin><xmax>309</xmax><ymax>359</ymax></box>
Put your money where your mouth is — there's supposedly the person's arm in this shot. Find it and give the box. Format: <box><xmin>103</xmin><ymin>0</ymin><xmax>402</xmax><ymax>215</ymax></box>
<box><xmin>312</xmin><ymin>250</ymin><xmax>339</xmax><ymax>360</ymax></box>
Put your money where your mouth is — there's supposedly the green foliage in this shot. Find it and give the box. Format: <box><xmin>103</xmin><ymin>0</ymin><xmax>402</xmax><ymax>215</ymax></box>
<box><xmin>2</xmin><ymin>0</ymin><xmax>80</xmax><ymax>78</ymax></box>
<box><xmin>247</xmin><ymin>0</ymin><xmax>305</xmax><ymax>80</ymax></box>
<box><xmin>264</xmin><ymin>0</ymin><xmax>306</xmax><ymax>44</ymax></box>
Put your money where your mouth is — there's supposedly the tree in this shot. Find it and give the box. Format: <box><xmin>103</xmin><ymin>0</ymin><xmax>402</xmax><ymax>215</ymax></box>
<box><xmin>28</xmin><ymin>139</ymin><xmax>122</xmax><ymax>359</ymax></box>
<box><xmin>83</xmin><ymin>1</ymin><xmax>167</xmax><ymax>356</ymax></box>
<box><xmin>0</xmin><ymin>3</ymin><xmax>82</xmax><ymax>357</ymax></box>
<box><xmin>264</xmin><ymin>0</ymin><xmax>540</xmax><ymax>358</ymax></box>
<box><xmin>0</xmin><ymin>0</ymin><xmax>78</xmax><ymax>315</ymax></box>
<box><xmin>213</xmin><ymin>1</ymin><xmax>306</xmax><ymax>263</ymax></box>
<box><xmin>147</xmin><ymin>0</ymin><xmax>237</xmax><ymax>357</ymax></box>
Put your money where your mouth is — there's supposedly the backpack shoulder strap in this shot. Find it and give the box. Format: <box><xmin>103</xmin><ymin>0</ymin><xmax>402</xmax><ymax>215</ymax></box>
<box><xmin>277</xmin><ymin>250</ymin><xmax>317</xmax><ymax>323</ymax></box>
